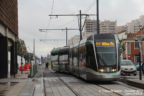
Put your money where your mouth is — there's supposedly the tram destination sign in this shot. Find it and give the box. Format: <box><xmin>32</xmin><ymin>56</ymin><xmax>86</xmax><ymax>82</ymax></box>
<box><xmin>96</xmin><ymin>42</ymin><xmax>115</xmax><ymax>46</ymax></box>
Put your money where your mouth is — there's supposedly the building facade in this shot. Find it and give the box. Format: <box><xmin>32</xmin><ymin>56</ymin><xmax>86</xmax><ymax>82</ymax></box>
<box><xmin>123</xmin><ymin>30</ymin><xmax>144</xmax><ymax>63</ymax></box>
<box><xmin>83</xmin><ymin>19</ymin><xmax>97</xmax><ymax>39</ymax></box>
<box><xmin>0</xmin><ymin>0</ymin><xmax>18</xmax><ymax>78</ymax></box>
<box><xmin>127</xmin><ymin>15</ymin><xmax>144</xmax><ymax>33</ymax></box>
<box><xmin>68</xmin><ymin>35</ymin><xmax>80</xmax><ymax>46</ymax></box>
<box><xmin>83</xmin><ymin>19</ymin><xmax>117</xmax><ymax>38</ymax></box>
<box><xmin>116</xmin><ymin>25</ymin><xmax>127</xmax><ymax>33</ymax></box>
<box><xmin>100</xmin><ymin>20</ymin><xmax>117</xmax><ymax>34</ymax></box>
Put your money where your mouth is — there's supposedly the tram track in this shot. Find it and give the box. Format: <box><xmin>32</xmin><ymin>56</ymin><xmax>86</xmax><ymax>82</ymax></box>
<box><xmin>96</xmin><ymin>84</ymin><xmax>123</xmax><ymax>96</ymax></box>
<box><xmin>43</xmin><ymin>70</ymin><xmax>80</xmax><ymax>96</ymax></box>
<box><xmin>60</xmin><ymin>78</ymin><xmax>127</xmax><ymax>96</ymax></box>
<box><xmin>42</xmin><ymin>71</ymin><xmax>47</xmax><ymax>96</ymax></box>
<box><xmin>54</xmin><ymin>70</ymin><xmax>81</xmax><ymax>96</ymax></box>
<box><xmin>59</xmin><ymin>77</ymin><xmax>80</xmax><ymax>96</ymax></box>
<box><xmin>35</xmin><ymin>77</ymin><xmax>143</xmax><ymax>96</ymax></box>
<box><xmin>43</xmin><ymin>78</ymin><xmax>47</xmax><ymax>96</ymax></box>
<box><xmin>95</xmin><ymin>81</ymin><xmax>144</xmax><ymax>96</ymax></box>
<box><xmin>42</xmin><ymin>70</ymin><xmax>143</xmax><ymax>96</ymax></box>
<box><xmin>115</xmin><ymin>81</ymin><xmax>143</xmax><ymax>90</ymax></box>
<box><xmin>59</xmin><ymin>76</ymin><xmax>122</xmax><ymax>96</ymax></box>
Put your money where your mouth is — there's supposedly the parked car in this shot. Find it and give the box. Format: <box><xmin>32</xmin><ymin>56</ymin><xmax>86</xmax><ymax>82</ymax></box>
<box><xmin>120</xmin><ymin>60</ymin><xmax>137</xmax><ymax>76</ymax></box>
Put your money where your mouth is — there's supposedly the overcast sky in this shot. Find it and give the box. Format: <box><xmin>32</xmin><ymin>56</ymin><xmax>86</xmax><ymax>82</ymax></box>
<box><xmin>18</xmin><ymin>0</ymin><xmax>144</xmax><ymax>57</ymax></box>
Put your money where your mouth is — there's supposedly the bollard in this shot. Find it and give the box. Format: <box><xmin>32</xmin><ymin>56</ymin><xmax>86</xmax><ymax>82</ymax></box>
<box><xmin>29</xmin><ymin>65</ymin><xmax>38</xmax><ymax>77</ymax></box>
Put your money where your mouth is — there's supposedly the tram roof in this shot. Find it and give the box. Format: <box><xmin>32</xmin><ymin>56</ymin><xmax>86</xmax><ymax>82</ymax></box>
<box><xmin>51</xmin><ymin>46</ymin><xmax>69</xmax><ymax>54</ymax></box>
<box><xmin>87</xmin><ymin>33</ymin><xmax>115</xmax><ymax>40</ymax></box>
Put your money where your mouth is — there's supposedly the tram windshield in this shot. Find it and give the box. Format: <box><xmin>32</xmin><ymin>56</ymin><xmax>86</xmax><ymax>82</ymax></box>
<box><xmin>95</xmin><ymin>39</ymin><xmax>117</xmax><ymax>66</ymax></box>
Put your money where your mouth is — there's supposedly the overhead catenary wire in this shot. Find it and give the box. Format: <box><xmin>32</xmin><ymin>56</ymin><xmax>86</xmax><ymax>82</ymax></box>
<box><xmin>57</xmin><ymin>17</ymin><xmax>77</xmax><ymax>28</ymax></box>
<box><xmin>39</xmin><ymin>0</ymin><xmax>97</xmax><ymax>56</ymax></box>
<box><xmin>44</xmin><ymin>0</ymin><xmax>55</xmax><ymax>39</ymax></box>
<box><xmin>40</xmin><ymin>39</ymin><xmax>65</xmax><ymax>41</ymax></box>
<box><xmin>39</xmin><ymin>28</ymin><xmax>79</xmax><ymax>46</ymax></box>
<box><xmin>50</xmin><ymin>0</ymin><xmax>55</xmax><ymax>15</ymax></box>
<box><xmin>47</xmin><ymin>0</ymin><xmax>55</xmax><ymax>26</ymax></box>
<box><xmin>49</xmin><ymin>12</ymin><xmax>96</xmax><ymax>41</ymax></box>
<box><xmin>48</xmin><ymin>0</ymin><xmax>96</xmax><ymax>31</ymax></box>
<box><xmin>82</xmin><ymin>16</ymin><xmax>88</xmax><ymax>32</ymax></box>
<box><xmin>84</xmin><ymin>0</ymin><xmax>96</xmax><ymax>13</ymax></box>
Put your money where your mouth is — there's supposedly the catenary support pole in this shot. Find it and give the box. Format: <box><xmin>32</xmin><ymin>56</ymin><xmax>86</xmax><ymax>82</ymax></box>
<box><xmin>96</xmin><ymin>0</ymin><xmax>100</xmax><ymax>34</ymax></box>
<box><xmin>80</xmin><ymin>10</ymin><xmax>82</xmax><ymax>40</ymax></box>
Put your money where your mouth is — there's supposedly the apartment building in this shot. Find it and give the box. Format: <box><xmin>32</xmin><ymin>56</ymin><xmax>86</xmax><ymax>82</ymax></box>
<box><xmin>127</xmin><ymin>15</ymin><xmax>144</xmax><ymax>33</ymax></box>
<box><xmin>83</xmin><ymin>19</ymin><xmax>117</xmax><ymax>38</ymax></box>
<box><xmin>68</xmin><ymin>35</ymin><xmax>80</xmax><ymax>46</ymax></box>
<box><xmin>100</xmin><ymin>20</ymin><xmax>117</xmax><ymax>34</ymax></box>
<box><xmin>0</xmin><ymin>0</ymin><xmax>18</xmax><ymax>78</ymax></box>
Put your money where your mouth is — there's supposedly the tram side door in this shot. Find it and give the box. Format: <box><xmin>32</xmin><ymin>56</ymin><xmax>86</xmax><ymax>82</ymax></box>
<box><xmin>79</xmin><ymin>46</ymin><xmax>87</xmax><ymax>79</ymax></box>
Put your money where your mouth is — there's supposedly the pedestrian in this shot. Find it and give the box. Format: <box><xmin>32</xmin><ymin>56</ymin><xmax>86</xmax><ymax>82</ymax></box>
<box><xmin>46</xmin><ymin>62</ymin><xmax>48</xmax><ymax>68</ymax></box>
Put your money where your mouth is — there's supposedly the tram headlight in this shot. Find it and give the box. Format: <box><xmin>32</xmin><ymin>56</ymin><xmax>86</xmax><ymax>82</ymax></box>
<box><xmin>111</xmin><ymin>69</ymin><xmax>116</xmax><ymax>72</ymax></box>
<box><xmin>99</xmin><ymin>68</ymin><xmax>104</xmax><ymax>72</ymax></box>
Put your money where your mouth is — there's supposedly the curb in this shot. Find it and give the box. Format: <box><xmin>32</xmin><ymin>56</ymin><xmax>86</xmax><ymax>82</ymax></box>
<box><xmin>120</xmin><ymin>78</ymin><xmax>144</xmax><ymax>89</ymax></box>
<box><xmin>18</xmin><ymin>80</ymin><xmax>35</xmax><ymax>96</ymax></box>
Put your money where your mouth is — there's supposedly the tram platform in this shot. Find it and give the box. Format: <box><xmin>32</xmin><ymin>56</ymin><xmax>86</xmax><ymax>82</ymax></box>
<box><xmin>121</xmin><ymin>74</ymin><xmax>144</xmax><ymax>89</ymax></box>
<box><xmin>122</xmin><ymin>78</ymin><xmax>144</xmax><ymax>89</ymax></box>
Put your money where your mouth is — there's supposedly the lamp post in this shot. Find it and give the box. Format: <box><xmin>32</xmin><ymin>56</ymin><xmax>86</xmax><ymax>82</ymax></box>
<box><xmin>20</xmin><ymin>41</ymin><xmax>24</xmax><ymax>74</ymax></box>
<box><xmin>139</xmin><ymin>43</ymin><xmax>142</xmax><ymax>80</ymax></box>
<box><xmin>135</xmin><ymin>38</ymin><xmax>142</xmax><ymax>80</ymax></box>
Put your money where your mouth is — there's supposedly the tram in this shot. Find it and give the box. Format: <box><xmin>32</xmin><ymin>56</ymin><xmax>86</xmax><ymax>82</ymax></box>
<box><xmin>51</xmin><ymin>48</ymin><xmax>60</xmax><ymax>72</ymax></box>
<box><xmin>51</xmin><ymin>33</ymin><xmax>120</xmax><ymax>81</ymax></box>
<box><xmin>58</xmin><ymin>46</ymin><xmax>69</xmax><ymax>72</ymax></box>
<box><xmin>51</xmin><ymin>46</ymin><xmax>69</xmax><ymax>72</ymax></box>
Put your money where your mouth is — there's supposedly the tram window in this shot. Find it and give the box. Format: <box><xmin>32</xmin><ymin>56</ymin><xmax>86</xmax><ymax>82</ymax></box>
<box><xmin>69</xmin><ymin>48</ymin><xmax>72</xmax><ymax>58</ymax></box>
<box><xmin>87</xmin><ymin>44</ymin><xmax>97</xmax><ymax>70</ymax></box>
<box><xmin>73</xmin><ymin>47</ymin><xmax>78</xmax><ymax>57</ymax></box>
<box><xmin>95</xmin><ymin>39</ymin><xmax>117</xmax><ymax>66</ymax></box>
<box><xmin>79</xmin><ymin>46</ymin><xmax>86</xmax><ymax>60</ymax></box>
<box><xmin>87</xmin><ymin>36</ymin><xmax>93</xmax><ymax>40</ymax></box>
<box><xmin>69</xmin><ymin>49</ymin><xmax>72</xmax><ymax>57</ymax></box>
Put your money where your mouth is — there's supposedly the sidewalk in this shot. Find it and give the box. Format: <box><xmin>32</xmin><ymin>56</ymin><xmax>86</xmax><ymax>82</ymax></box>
<box><xmin>0</xmin><ymin>64</ymin><xmax>50</xmax><ymax>96</ymax></box>
<box><xmin>0</xmin><ymin>71</ymin><xmax>29</xmax><ymax>83</ymax></box>
<box><xmin>18</xmin><ymin>64</ymin><xmax>45</xmax><ymax>96</ymax></box>
<box><xmin>0</xmin><ymin>71</ymin><xmax>30</xmax><ymax>96</ymax></box>
<box><xmin>15</xmin><ymin>71</ymin><xmax>29</xmax><ymax>79</ymax></box>
<box><xmin>5</xmin><ymin>82</ymin><xmax>26</xmax><ymax>96</ymax></box>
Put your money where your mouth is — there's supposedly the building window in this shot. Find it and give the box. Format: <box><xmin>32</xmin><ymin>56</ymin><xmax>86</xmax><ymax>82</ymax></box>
<box><xmin>134</xmin><ymin>55</ymin><xmax>140</xmax><ymax>63</ymax></box>
<box><xmin>134</xmin><ymin>42</ymin><xmax>139</xmax><ymax>49</ymax></box>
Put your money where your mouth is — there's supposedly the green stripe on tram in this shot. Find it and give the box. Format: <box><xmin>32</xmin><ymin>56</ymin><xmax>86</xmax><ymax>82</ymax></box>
<box><xmin>59</xmin><ymin>49</ymin><xmax>69</xmax><ymax>53</ymax></box>
<box><xmin>85</xmin><ymin>41</ymin><xmax>92</xmax><ymax>45</ymax></box>
<box><xmin>76</xmin><ymin>41</ymin><xmax>92</xmax><ymax>48</ymax></box>
<box><xmin>51</xmin><ymin>50</ymin><xmax>59</xmax><ymax>54</ymax></box>
<box><xmin>99</xmin><ymin>72</ymin><xmax>117</xmax><ymax>74</ymax></box>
